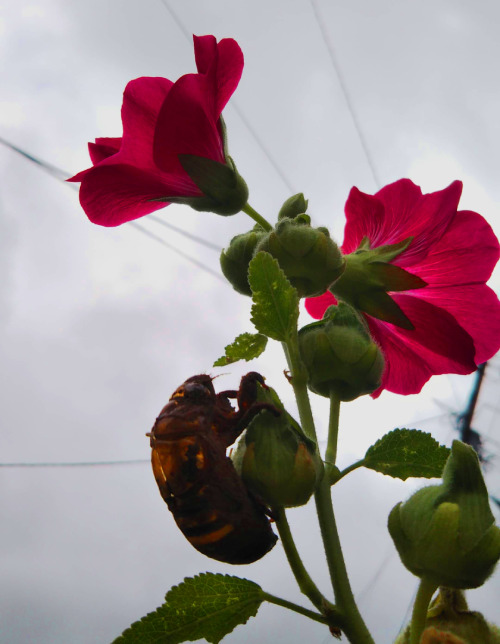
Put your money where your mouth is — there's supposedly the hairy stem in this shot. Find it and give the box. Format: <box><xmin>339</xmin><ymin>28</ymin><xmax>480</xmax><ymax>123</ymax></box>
<box><xmin>242</xmin><ymin>203</ymin><xmax>273</xmax><ymax>231</ymax></box>
<box><xmin>409</xmin><ymin>578</ymin><xmax>438</xmax><ymax>644</ymax></box>
<box><xmin>263</xmin><ymin>592</ymin><xmax>329</xmax><ymax>625</ymax></box>
<box><xmin>273</xmin><ymin>506</ymin><xmax>334</xmax><ymax>615</ymax></box>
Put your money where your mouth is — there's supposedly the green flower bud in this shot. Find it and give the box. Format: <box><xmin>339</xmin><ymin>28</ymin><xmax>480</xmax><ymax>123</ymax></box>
<box><xmin>255</xmin><ymin>216</ymin><xmax>345</xmax><ymax>297</ymax></box>
<box><xmin>298</xmin><ymin>303</ymin><xmax>385</xmax><ymax>401</ymax></box>
<box><xmin>278</xmin><ymin>193</ymin><xmax>309</xmax><ymax>220</ymax></box>
<box><xmin>173</xmin><ymin>153</ymin><xmax>249</xmax><ymax>216</ymax></box>
<box><xmin>233</xmin><ymin>382</ymin><xmax>322</xmax><ymax>508</ymax></box>
<box><xmin>220</xmin><ymin>225</ymin><xmax>267</xmax><ymax>295</ymax></box>
<box><xmin>394</xmin><ymin>589</ymin><xmax>500</xmax><ymax>644</ymax></box>
<box><xmin>388</xmin><ymin>441</ymin><xmax>500</xmax><ymax>590</ymax></box>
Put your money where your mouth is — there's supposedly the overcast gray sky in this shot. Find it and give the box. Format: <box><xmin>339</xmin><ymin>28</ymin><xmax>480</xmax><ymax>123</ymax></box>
<box><xmin>1</xmin><ymin>1</ymin><xmax>499</xmax><ymax>642</ymax></box>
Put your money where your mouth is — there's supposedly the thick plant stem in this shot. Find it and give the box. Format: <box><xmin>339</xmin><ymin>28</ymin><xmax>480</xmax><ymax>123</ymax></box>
<box><xmin>325</xmin><ymin>391</ymin><xmax>341</xmax><ymax>467</ymax></box>
<box><xmin>242</xmin><ymin>203</ymin><xmax>273</xmax><ymax>231</ymax></box>
<box><xmin>314</xmin><ymin>480</ymin><xmax>375</xmax><ymax>644</ymax></box>
<box><xmin>409</xmin><ymin>578</ymin><xmax>438</xmax><ymax>644</ymax></box>
<box><xmin>282</xmin><ymin>338</ymin><xmax>374</xmax><ymax>643</ymax></box>
<box><xmin>273</xmin><ymin>507</ymin><xmax>333</xmax><ymax>615</ymax></box>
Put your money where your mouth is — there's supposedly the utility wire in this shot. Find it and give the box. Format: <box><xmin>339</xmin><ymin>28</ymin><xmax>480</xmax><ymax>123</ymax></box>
<box><xmin>157</xmin><ymin>0</ymin><xmax>296</xmax><ymax>194</ymax></box>
<box><xmin>310</xmin><ymin>0</ymin><xmax>381</xmax><ymax>189</ymax></box>
<box><xmin>0</xmin><ymin>460</ymin><xmax>149</xmax><ymax>468</ymax></box>
<box><xmin>0</xmin><ymin>136</ymin><xmax>224</xmax><ymax>278</ymax></box>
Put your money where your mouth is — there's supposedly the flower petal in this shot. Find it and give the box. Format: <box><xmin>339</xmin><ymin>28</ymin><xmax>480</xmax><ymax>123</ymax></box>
<box><xmin>408</xmin><ymin>210</ymin><xmax>500</xmax><ymax>286</ymax></box>
<box><xmin>414</xmin><ymin>284</ymin><xmax>500</xmax><ymax>364</ymax></box>
<box><xmin>304</xmin><ymin>291</ymin><xmax>337</xmax><ymax>319</ymax></box>
<box><xmin>78</xmin><ymin>164</ymin><xmax>197</xmax><ymax>226</ymax></box>
<box><xmin>89</xmin><ymin>137</ymin><xmax>121</xmax><ymax>164</ymax></box>
<box><xmin>153</xmin><ymin>72</ymin><xmax>225</xmax><ymax>174</ymax></box>
<box><xmin>368</xmin><ymin>293</ymin><xmax>477</xmax><ymax>396</ymax></box>
<box><xmin>343</xmin><ymin>180</ymin><xmax>462</xmax><ymax>266</ymax></box>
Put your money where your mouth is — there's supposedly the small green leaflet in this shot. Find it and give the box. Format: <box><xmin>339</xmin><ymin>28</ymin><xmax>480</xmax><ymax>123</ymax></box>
<box><xmin>363</xmin><ymin>428</ymin><xmax>450</xmax><ymax>480</ymax></box>
<box><xmin>213</xmin><ymin>333</ymin><xmax>268</xmax><ymax>366</ymax></box>
<box><xmin>248</xmin><ymin>252</ymin><xmax>299</xmax><ymax>342</ymax></box>
<box><xmin>112</xmin><ymin>574</ymin><xmax>265</xmax><ymax>644</ymax></box>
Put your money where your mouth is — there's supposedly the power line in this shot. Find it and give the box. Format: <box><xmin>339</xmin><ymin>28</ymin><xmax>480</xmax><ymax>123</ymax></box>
<box><xmin>309</xmin><ymin>0</ymin><xmax>381</xmax><ymax>189</ymax></box>
<box><xmin>0</xmin><ymin>459</ymin><xmax>149</xmax><ymax>468</ymax></box>
<box><xmin>0</xmin><ymin>136</ymin><xmax>225</xmax><ymax>279</ymax></box>
<box><xmin>157</xmin><ymin>0</ymin><xmax>296</xmax><ymax>195</ymax></box>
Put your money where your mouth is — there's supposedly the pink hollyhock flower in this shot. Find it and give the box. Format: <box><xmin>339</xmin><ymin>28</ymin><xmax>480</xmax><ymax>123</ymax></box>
<box><xmin>69</xmin><ymin>35</ymin><xmax>247</xmax><ymax>226</ymax></box>
<box><xmin>305</xmin><ymin>179</ymin><xmax>500</xmax><ymax>397</ymax></box>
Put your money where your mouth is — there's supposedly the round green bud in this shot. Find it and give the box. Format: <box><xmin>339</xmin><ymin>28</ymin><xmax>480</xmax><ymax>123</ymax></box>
<box><xmin>278</xmin><ymin>193</ymin><xmax>309</xmax><ymax>220</ymax></box>
<box><xmin>255</xmin><ymin>217</ymin><xmax>345</xmax><ymax>297</ymax></box>
<box><xmin>388</xmin><ymin>441</ymin><xmax>500</xmax><ymax>590</ymax></box>
<box><xmin>220</xmin><ymin>225</ymin><xmax>267</xmax><ymax>295</ymax></box>
<box><xmin>298</xmin><ymin>303</ymin><xmax>385</xmax><ymax>401</ymax></box>
<box><xmin>394</xmin><ymin>590</ymin><xmax>500</xmax><ymax>644</ymax></box>
<box><xmin>232</xmin><ymin>383</ymin><xmax>322</xmax><ymax>508</ymax></box>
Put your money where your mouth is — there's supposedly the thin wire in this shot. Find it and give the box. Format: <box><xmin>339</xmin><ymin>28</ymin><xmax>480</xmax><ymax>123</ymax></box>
<box><xmin>0</xmin><ymin>460</ymin><xmax>149</xmax><ymax>468</ymax></box>
<box><xmin>148</xmin><ymin>214</ymin><xmax>221</xmax><ymax>252</ymax></box>
<box><xmin>157</xmin><ymin>0</ymin><xmax>296</xmax><ymax>195</ymax></box>
<box><xmin>0</xmin><ymin>136</ymin><xmax>225</xmax><ymax>279</ymax></box>
<box><xmin>309</xmin><ymin>0</ymin><xmax>381</xmax><ymax>189</ymax></box>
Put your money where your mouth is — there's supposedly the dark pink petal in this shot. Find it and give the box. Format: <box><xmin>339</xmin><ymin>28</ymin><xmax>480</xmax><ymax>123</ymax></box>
<box><xmin>193</xmin><ymin>34</ymin><xmax>217</xmax><ymax>74</ymax></box>
<box><xmin>193</xmin><ymin>36</ymin><xmax>244</xmax><ymax>115</ymax></box>
<box><xmin>89</xmin><ymin>137</ymin><xmax>121</xmax><ymax>164</ymax></box>
<box><xmin>119</xmin><ymin>77</ymin><xmax>174</xmax><ymax>168</ymax></box>
<box><xmin>343</xmin><ymin>180</ymin><xmax>462</xmax><ymax>266</ymax></box>
<box><xmin>366</xmin><ymin>317</ymin><xmax>434</xmax><ymax>397</ymax></box>
<box><xmin>153</xmin><ymin>72</ymin><xmax>225</xmax><ymax>174</ymax></box>
<box><xmin>78</xmin><ymin>164</ymin><xmax>199</xmax><ymax>226</ymax></box>
<box><xmin>413</xmin><ymin>284</ymin><xmax>500</xmax><ymax>364</ymax></box>
<box><xmin>408</xmin><ymin>210</ymin><xmax>500</xmax><ymax>286</ymax></box>
<box><xmin>304</xmin><ymin>291</ymin><xmax>338</xmax><ymax>319</ymax></box>
<box><xmin>368</xmin><ymin>293</ymin><xmax>476</xmax><ymax>396</ymax></box>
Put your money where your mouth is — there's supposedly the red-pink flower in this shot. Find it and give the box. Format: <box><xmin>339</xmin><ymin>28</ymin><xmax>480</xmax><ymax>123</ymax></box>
<box><xmin>305</xmin><ymin>179</ymin><xmax>500</xmax><ymax>397</ymax></box>
<box><xmin>69</xmin><ymin>35</ymin><xmax>246</xmax><ymax>226</ymax></box>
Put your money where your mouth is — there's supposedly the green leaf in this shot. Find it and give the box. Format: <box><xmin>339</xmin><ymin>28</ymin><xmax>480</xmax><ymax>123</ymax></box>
<box><xmin>214</xmin><ymin>333</ymin><xmax>268</xmax><ymax>367</ymax></box>
<box><xmin>113</xmin><ymin>574</ymin><xmax>265</xmax><ymax>644</ymax></box>
<box><xmin>248</xmin><ymin>251</ymin><xmax>299</xmax><ymax>342</ymax></box>
<box><xmin>363</xmin><ymin>428</ymin><xmax>450</xmax><ymax>480</ymax></box>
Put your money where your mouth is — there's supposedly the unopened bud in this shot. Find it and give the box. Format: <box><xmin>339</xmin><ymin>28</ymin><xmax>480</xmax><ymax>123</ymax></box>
<box><xmin>388</xmin><ymin>441</ymin><xmax>500</xmax><ymax>589</ymax></box>
<box><xmin>255</xmin><ymin>216</ymin><xmax>344</xmax><ymax>297</ymax></box>
<box><xmin>298</xmin><ymin>303</ymin><xmax>384</xmax><ymax>400</ymax></box>
<box><xmin>278</xmin><ymin>193</ymin><xmax>309</xmax><ymax>220</ymax></box>
<box><xmin>220</xmin><ymin>225</ymin><xmax>267</xmax><ymax>295</ymax></box>
<box><xmin>233</xmin><ymin>382</ymin><xmax>322</xmax><ymax>508</ymax></box>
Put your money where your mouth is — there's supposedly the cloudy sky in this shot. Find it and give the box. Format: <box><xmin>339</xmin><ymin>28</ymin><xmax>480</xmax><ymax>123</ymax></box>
<box><xmin>1</xmin><ymin>0</ymin><xmax>499</xmax><ymax>642</ymax></box>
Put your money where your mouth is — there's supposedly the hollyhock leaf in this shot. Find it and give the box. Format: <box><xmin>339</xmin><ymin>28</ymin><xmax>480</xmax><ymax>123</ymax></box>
<box><xmin>214</xmin><ymin>333</ymin><xmax>268</xmax><ymax>366</ymax></box>
<box><xmin>364</xmin><ymin>429</ymin><xmax>450</xmax><ymax>480</ymax></box>
<box><xmin>248</xmin><ymin>252</ymin><xmax>299</xmax><ymax>342</ymax></box>
<box><xmin>113</xmin><ymin>574</ymin><xmax>264</xmax><ymax>644</ymax></box>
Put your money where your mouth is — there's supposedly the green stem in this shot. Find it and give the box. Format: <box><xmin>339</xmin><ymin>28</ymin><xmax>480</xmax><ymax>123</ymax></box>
<box><xmin>263</xmin><ymin>592</ymin><xmax>329</xmax><ymax>625</ymax></box>
<box><xmin>332</xmin><ymin>460</ymin><xmax>365</xmax><ymax>485</ymax></box>
<box><xmin>273</xmin><ymin>507</ymin><xmax>334</xmax><ymax>615</ymax></box>
<box><xmin>281</xmin><ymin>338</ymin><xmax>374</xmax><ymax>643</ymax></box>
<box><xmin>409</xmin><ymin>578</ymin><xmax>438</xmax><ymax>644</ymax></box>
<box><xmin>242</xmin><ymin>203</ymin><xmax>273</xmax><ymax>231</ymax></box>
<box><xmin>325</xmin><ymin>391</ymin><xmax>341</xmax><ymax>467</ymax></box>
